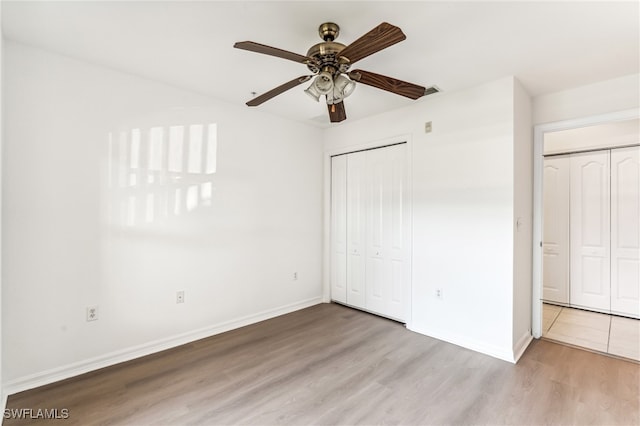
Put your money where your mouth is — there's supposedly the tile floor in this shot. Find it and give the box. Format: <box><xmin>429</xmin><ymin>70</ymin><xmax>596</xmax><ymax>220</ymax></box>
<box><xmin>543</xmin><ymin>303</ymin><xmax>640</xmax><ymax>362</ymax></box>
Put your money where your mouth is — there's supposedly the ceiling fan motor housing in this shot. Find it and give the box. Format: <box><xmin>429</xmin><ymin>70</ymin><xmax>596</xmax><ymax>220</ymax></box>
<box><xmin>306</xmin><ymin>23</ymin><xmax>351</xmax><ymax>75</ymax></box>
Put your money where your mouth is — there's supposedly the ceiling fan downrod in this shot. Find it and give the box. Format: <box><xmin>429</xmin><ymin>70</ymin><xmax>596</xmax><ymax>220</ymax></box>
<box><xmin>319</xmin><ymin>22</ymin><xmax>340</xmax><ymax>41</ymax></box>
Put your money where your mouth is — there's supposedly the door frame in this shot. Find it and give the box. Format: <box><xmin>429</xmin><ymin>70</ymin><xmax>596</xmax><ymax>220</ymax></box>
<box><xmin>531</xmin><ymin>108</ymin><xmax>639</xmax><ymax>338</ymax></box>
<box><xmin>323</xmin><ymin>134</ymin><xmax>413</xmax><ymax>327</ymax></box>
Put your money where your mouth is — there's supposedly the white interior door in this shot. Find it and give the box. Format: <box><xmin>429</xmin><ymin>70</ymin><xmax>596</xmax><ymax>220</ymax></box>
<box><xmin>570</xmin><ymin>150</ymin><xmax>611</xmax><ymax>312</ymax></box>
<box><xmin>610</xmin><ymin>146</ymin><xmax>640</xmax><ymax>317</ymax></box>
<box><xmin>330</xmin><ymin>155</ymin><xmax>347</xmax><ymax>304</ymax></box>
<box><xmin>346</xmin><ymin>152</ymin><xmax>366</xmax><ymax>308</ymax></box>
<box><xmin>542</xmin><ymin>155</ymin><xmax>570</xmax><ymax>304</ymax></box>
<box><xmin>364</xmin><ymin>144</ymin><xmax>406</xmax><ymax>320</ymax></box>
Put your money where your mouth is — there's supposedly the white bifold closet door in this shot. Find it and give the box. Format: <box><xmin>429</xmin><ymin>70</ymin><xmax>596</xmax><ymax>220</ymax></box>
<box><xmin>570</xmin><ymin>151</ymin><xmax>611</xmax><ymax>312</ymax></box>
<box><xmin>330</xmin><ymin>154</ymin><xmax>348</xmax><ymax>303</ymax></box>
<box><xmin>610</xmin><ymin>146</ymin><xmax>640</xmax><ymax>317</ymax></box>
<box><xmin>346</xmin><ymin>152</ymin><xmax>367</xmax><ymax>309</ymax></box>
<box><xmin>364</xmin><ymin>145</ymin><xmax>406</xmax><ymax>320</ymax></box>
<box><xmin>330</xmin><ymin>144</ymin><xmax>407</xmax><ymax>321</ymax></box>
<box><xmin>542</xmin><ymin>155</ymin><xmax>570</xmax><ymax>304</ymax></box>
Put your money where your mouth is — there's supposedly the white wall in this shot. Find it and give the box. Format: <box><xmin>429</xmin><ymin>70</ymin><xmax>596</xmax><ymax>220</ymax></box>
<box><xmin>533</xmin><ymin>74</ymin><xmax>639</xmax><ymax>125</ymax></box>
<box><xmin>512</xmin><ymin>79</ymin><xmax>533</xmax><ymax>359</ymax></box>
<box><xmin>0</xmin><ymin>2</ymin><xmax>4</xmax><ymax>411</ymax></box>
<box><xmin>544</xmin><ymin>119</ymin><xmax>639</xmax><ymax>155</ymax></box>
<box><xmin>2</xmin><ymin>41</ymin><xmax>323</xmax><ymax>392</ymax></box>
<box><xmin>325</xmin><ymin>77</ymin><xmax>528</xmax><ymax>362</ymax></box>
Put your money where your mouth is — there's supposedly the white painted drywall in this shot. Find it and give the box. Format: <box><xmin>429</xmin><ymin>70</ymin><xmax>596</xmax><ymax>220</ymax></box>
<box><xmin>512</xmin><ymin>79</ymin><xmax>533</xmax><ymax>360</ymax></box>
<box><xmin>324</xmin><ymin>77</ymin><xmax>525</xmax><ymax>361</ymax></box>
<box><xmin>543</xmin><ymin>119</ymin><xmax>639</xmax><ymax>155</ymax></box>
<box><xmin>2</xmin><ymin>41</ymin><xmax>323</xmax><ymax>390</ymax></box>
<box><xmin>0</xmin><ymin>3</ymin><xmax>4</xmax><ymax>411</ymax></box>
<box><xmin>533</xmin><ymin>74</ymin><xmax>639</xmax><ymax>125</ymax></box>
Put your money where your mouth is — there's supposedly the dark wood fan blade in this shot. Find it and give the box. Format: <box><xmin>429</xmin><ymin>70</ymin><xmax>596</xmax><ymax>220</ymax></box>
<box><xmin>349</xmin><ymin>69</ymin><xmax>428</xmax><ymax>100</ymax></box>
<box><xmin>327</xmin><ymin>102</ymin><xmax>347</xmax><ymax>123</ymax></box>
<box><xmin>234</xmin><ymin>41</ymin><xmax>311</xmax><ymax>64</ymax></box>
<box><xmin>246</xmin><ymin>76</ymin><xmax>312</xmax><ymax>107</ymax></box>
<box><xmin>338</xmin><ymin>22</ymin><xmax>406</xmax><ymax>65</ymax></box>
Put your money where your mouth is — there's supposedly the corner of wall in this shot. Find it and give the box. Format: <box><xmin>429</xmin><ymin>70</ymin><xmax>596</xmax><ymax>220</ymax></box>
<box><xmin>512</xmin><ymin>78</ymin><xmax>534</xmax><ymax>360</ymax></box>
<box><xmin>513</xmin><ymin>330</ymin><xmax>533</xmax><ymax>363</ymax></box>
<box><xmin>1</xmin><ymin>1</ymin><xmax>5</xmax><ymax>411</ymax></box>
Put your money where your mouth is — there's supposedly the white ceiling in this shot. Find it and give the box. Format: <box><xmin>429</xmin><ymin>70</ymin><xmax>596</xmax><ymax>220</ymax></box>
<box><xmin>2</xmin><ymin>1</ymin><xmax>639</xmax><ymax>127</ymax></box>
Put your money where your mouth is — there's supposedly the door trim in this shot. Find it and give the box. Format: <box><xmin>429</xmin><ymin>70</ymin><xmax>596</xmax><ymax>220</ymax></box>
<box><xmin>532</xmin><ymin>108</ymin><xmax>639</xmax><ymax>338</ymax></box>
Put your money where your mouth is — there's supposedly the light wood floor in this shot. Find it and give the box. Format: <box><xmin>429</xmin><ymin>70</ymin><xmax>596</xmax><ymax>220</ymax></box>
<box><xmin>5</xmin><ymin>303</ymin><xmax>639</xmax><ymax>425</ymax></box>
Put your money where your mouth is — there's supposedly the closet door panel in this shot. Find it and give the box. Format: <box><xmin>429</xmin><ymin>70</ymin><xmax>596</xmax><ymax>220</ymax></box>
<box><xmin>611</xmin><ymin>146</ymin><xmax>640</xmax><ymax>317</ymax></box>
<box><xmin>364</xmin><ymin>144</ymin><xmax>406</xmax><ymax>320</ymax></box>
<box><xmin>570</xmin><ymin>151</ymin><xmax>611</xmax><ymax>312</ymax></box>
<box><xmin>346</xmin><ymin>152</ymin><xmax>367</xmax><ymax>308</ymax></box>
<box><xmin>364</xmin><ymin>147</ymin><xmax>389</xmax><ymax>315</ymax></box>
<box><xmin>391</xmin><ymin>260</ymin><xmax>403</xmax><ymax>305</ymax></box>
<box><xmin>330</xmin><ymin>155</ymin><xmax>347</xmax><ymax>303</ymax></box>
<box><xmin>542</xmin><ymin>156</ymin><xmax>570</xmax><ymax>304</ymax></box>
<box><xmin>388</xmin><ymin>144</ymin><xmax>407</xmax><ymax>320</ymax></box>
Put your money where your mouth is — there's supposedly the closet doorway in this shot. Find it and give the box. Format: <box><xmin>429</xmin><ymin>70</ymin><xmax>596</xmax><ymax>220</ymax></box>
<box><xmin>533</xmin><ymin>111</ymin><xmax>640</xmax><ymax>361</ymax></box>
<box><xmin>329</xmin><ymin>141</ymin><xmax>410</xmax><ymax>323</ymax></box>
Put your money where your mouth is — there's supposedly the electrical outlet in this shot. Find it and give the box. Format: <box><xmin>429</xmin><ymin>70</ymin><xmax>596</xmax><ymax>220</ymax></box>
<box><xmin>293</xmin><ymin>272</ymin><xmax>298</xmax><ymax>280</ymax></box>
<box><xmin>86</xmin><ymin>306</ymin><xmax>99</xmax><ymax>322</ymax></box>
<box><xmin>176</xmin><ymin>291</ymin><xmax>185</xmax><ymax>304</ymax></box>
<box><xmin>435</xmin><ymin>288</ymin><xmax>443</xmax><ymax>300</ymax></box>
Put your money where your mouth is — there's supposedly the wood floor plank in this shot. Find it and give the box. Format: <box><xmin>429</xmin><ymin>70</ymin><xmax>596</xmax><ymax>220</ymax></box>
<box><xmin>4</xmin><ymin>303</ymin><xmax>639</xmax><ymax>425</ymax></box>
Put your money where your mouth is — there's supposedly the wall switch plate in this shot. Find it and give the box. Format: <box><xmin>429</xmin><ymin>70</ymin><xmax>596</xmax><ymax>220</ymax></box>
<box><xmin>176</xmin><ymin>291</ymin><xmax>185</xmax><ymax>304</ymax></box>
<box><xmin>435</xmin><ymin>288</ymin><xmax>443</xmax><ymax>299</ymax></box>
<box><xmin>425</xmin><ymin>121</ymin><xmax>432</xmax><ymax>133</ymax></box>
<box><xmin>293</xmin><ymin>272</ymin><xmax>298</xmax><ymax>280</ymax></box>
<box><xmin>86</xmin><ymin>306</ymin><xmax>99</xmax><ymax>321</ymax></box>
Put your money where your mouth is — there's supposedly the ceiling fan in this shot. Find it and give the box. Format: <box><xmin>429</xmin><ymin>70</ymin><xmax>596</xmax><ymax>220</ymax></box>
<box><xmin>234</xmin><ymin>22</ymin><xmax>439</xmax><ymax>123</ymax></box>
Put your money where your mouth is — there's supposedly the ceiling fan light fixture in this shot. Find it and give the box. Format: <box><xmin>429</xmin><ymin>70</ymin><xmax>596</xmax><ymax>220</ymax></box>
<box><xmin>326</xmin><ymin>90</ymin><xmax>337</xmax><ymax>105</ymax></box>
<box><xmin>313</xmin><ymin>71</ymin><xmax>334</xmax><ymax>94</ymax></box>
<box><xmin>326</xmin><ymin>74</ymin><xmax>356</xmax><ymax>105</ymax></box>
<box><xmin>235</xmin><ymin>22</ymin><xmax>430</xmax><ymax>122</ymax></box>
<box><xmin>304</xmin><ymin>83</ymin><xmax>322</xmax><ymax>102</ymax></box>
<box><xmin>334</xmin><ymin>74</ymin><xmax>356</xmax><ymax>98</ymax></box>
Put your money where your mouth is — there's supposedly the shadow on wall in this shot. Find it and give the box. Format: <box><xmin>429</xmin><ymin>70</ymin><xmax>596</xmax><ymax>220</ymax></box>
<box><xmin>107</xmin><ymin>123</ymin><xmax>217</xmax><ymax>228</ymax></box>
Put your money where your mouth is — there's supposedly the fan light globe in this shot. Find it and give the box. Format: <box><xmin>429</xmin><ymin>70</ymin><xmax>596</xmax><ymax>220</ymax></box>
<box><xmin>326</xmin><ymin>74</ymin><xmax>356</xmax><ymax>105</ymax></box>
<box><xmin>313</xmin><ymin>72</ymin><xmax>334</xmax><ymax>94</ymax></box>
<box><xmin>304</xmin><ymin>84</ymin><xmax>322</xmax><ymax>102</ymax></box>
<box><xmin>334</xmin><ymin>74</ymin><xmax>356</xmax><ymax>98</ymax></box>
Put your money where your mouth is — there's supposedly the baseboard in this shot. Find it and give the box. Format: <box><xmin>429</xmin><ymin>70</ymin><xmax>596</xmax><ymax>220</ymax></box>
<box><xmin>513</xmin><ymin>330</ymin><xmax>534</xmax><ymax>363</ymax></box>
<box><xmin>408</xmin><ymin>325</ymin><xmax>516</xmax><ymax>363</ymax></box>
<box><xmin>3</xmin><ymin>297</ymin><xmax>323</xmax><ymax>396</ymax></box>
